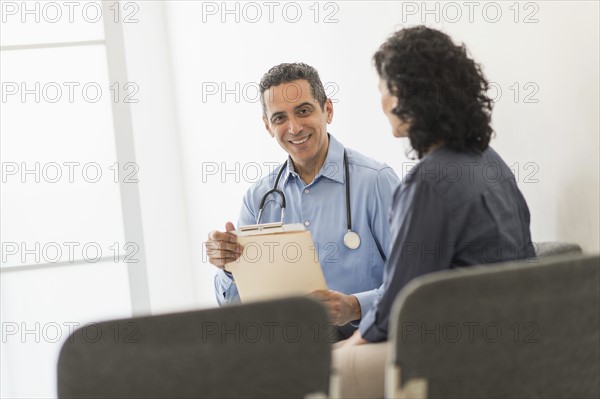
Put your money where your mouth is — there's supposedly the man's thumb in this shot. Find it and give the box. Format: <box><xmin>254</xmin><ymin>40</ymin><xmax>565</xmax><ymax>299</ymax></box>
<box><xmin>225</xmin><ymin>222</ymin><xmax>236</xmax><ymax>232</ymax></box>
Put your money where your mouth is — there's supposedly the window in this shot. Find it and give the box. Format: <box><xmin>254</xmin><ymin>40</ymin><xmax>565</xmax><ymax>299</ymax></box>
<box><xmin>0</xmin><ymin>2</ymin><xmax>148</xmax><ymax>397</ymax></box>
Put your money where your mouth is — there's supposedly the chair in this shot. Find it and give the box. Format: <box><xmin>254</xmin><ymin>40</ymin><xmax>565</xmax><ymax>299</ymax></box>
<box><xmin>386</xmin><ymin>254</ymin><xmax>600</xmax><ymax>399</ymax></box>
<box><xmin>534</xmin><ymin>241</ymin><xmax>583</xmax><ymax>259</ymax></box>
<box><xmin>58</xmin><ymin>297</ymin><xmax>334</xmax><ymax>398</ymax></box>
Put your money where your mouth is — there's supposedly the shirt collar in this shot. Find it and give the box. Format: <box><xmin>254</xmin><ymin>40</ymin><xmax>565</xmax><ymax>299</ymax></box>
<box><xmin>282</xmin><ymin>134</ymin><xmax>345</xmax><ymax>185</ymax></box>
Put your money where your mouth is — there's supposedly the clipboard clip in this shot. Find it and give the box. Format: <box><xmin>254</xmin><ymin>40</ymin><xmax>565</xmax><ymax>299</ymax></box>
<box><xmin>255</xmin><ymin>206</ymin><xmax>285</xmax><ymax>228</ymax></box>
<box><xmin>239</xmin><ymin>220</ymin><xmax>284</xmax><ymax>232</ymax></box>
<box><xmin>236</xmin><ymin>222</ymin><xmax>306</xmax><ymax>237</ymax></box>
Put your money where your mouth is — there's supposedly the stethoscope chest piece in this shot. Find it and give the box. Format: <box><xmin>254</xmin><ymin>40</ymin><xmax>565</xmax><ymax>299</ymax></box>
<box><xmin>344</xmin><ymin>231</ymin><xmax>361</xmax><ymax>250</ymax></box>
<box><xmin>259</xmin><ymin>145</ymin><xmax>362</xmax><ymax>250</ymax></box>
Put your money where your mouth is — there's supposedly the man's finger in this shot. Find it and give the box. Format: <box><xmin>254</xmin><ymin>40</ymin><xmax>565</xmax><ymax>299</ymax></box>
<box><xmin>205</xmin><ymin>240</ymin><xmax>242</xmax><ymax>253</ymax></box>
<box><xmin>225</xmin><ymin>222</ymin><xmax>236</xmax><ymax>232</ymax></box>
<box><xmin>208</xmin><ymin>230</ymin><xmax>239</xmax><ymax>244</ymax></box>
<box><xmin>209</xmin><ymin>253</ymin><xmax>240</xmax><ymax>262</ymax></box>
<box><xmin>215</xmin><ymin>241</ymin><xmax>243</xmax><ymax>254</ymax></box>
<box><xmin>308</xmin><ymin>291</ymin><xmax>332</xmax><ymax>303</ymax></box>
<box><xmin>310</xmin><ymin>290</ymin><xmax>332</xmax><ymax>299</ymax></box>
<box><xmin>209</xmin><ymin>249</ymin><xmax>242</xmax><ymax>260</ymax></box>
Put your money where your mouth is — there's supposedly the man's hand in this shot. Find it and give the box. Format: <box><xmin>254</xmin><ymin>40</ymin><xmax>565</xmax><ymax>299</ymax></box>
<box><xmin>334</xmin><ymin>329</ymin><xmax>368</xmax><ymax>350</ymax></box>
<box><xmin>309</xmin><ymin>290</ymin><xmax>361</xmax><ymax>326</ymax></box>
<box><xmin>205</xmin><ymin>222</ymin><xmax>244</xmax><ymax>270</ymax></box>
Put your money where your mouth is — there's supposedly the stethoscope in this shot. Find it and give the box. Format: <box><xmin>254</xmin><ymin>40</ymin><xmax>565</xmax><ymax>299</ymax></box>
<box><xmin>256</xmin><ymin>149</ymin><xmax>361</xmax><ymax>250</ymax></box>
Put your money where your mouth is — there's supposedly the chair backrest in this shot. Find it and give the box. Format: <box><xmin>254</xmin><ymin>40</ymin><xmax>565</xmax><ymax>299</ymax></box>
<box><xmin>58</xmin><ymin>297</ymin><xmax>332</xmax><ymax>399</ymax></box>
<box><xmin>388</xmin><ymin>254</ymin><xmax>600</xmax><ymax>399</ymax></box>
<box><xmin>534</xmin><ymin>241</ymin><xmax>583</xmax><ymax>259</ymax></box>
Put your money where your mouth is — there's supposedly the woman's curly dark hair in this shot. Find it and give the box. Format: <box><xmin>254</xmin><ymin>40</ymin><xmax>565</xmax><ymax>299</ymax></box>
<box><xmin>374</xmin><ymin>26</ymin><xmax>494</xmax><ymax>158</ymax></box>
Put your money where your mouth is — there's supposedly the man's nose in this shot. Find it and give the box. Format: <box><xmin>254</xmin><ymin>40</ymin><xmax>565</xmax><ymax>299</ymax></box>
<box><xmin>287</xmin><ymin>115</ymin><xmax>302</xmax><ymax>135</ymax></box>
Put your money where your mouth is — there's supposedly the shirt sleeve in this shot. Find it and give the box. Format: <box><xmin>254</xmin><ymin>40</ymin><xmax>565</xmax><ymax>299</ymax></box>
<box><xmin>359</xmin><ymin>178</ymin><xmax>452</xmax><ymax>342</ymax></box>
<box><xmin>213</xmin><ymin>188</ymin><xmax>257</xmax><ymax>306</ymax></box>
<box><xmin>352</xmin><ymin>167</ymin><xmax>400</xmax><ymax>320</ymax></box>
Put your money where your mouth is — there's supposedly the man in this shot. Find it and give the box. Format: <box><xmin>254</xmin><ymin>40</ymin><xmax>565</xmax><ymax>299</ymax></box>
<box><xmin>205</xmin><ymin>63</ymin><xmax>399</xmax><ymax>332</ymax></box>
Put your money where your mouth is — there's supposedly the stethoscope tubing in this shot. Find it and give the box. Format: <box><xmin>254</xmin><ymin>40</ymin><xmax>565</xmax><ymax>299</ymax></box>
<box><xmin>257</xmin><ymin>148</ymin><xmax>360</xmax><ymax>249</ymax></box>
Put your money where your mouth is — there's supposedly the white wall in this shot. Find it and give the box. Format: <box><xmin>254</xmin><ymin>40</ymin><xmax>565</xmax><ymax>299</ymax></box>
<box><xmin>162</xmin><ymin>1</ymin><xmax>599</xmax><ymax>307</ymax></box>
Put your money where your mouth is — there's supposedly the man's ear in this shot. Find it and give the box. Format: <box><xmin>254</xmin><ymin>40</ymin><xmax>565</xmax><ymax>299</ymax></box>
<box><xmin>263</xmin><ymin>115</ymin><xmax>274</xmax><ymax>137</ymax></box>
<box><xmin>324</xmin><ymin>98</ymin><xmax>334</xmax><ymax>124</ymax></box>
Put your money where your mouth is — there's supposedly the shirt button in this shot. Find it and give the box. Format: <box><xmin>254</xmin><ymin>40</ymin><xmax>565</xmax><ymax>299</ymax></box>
<box><xmin>304</xmin><ymin>189</ymin><xmax>309</xmax><ymax>194</ymax></box>
<box><xmin>304</xmin><ymin>221</ymin><xmax>310</xmax><ymax>226</ymax></box>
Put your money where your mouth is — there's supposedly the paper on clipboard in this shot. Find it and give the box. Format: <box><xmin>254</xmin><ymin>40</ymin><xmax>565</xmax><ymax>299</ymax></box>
<box><xmin>225</xmin><ymin>223</ymin><xmax>328</xmax><ymax>302</ymax></box>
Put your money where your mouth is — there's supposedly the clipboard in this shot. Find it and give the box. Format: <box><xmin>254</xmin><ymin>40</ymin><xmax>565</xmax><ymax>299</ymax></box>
<box><xmin>225</xmin><ymin>222</ymin><xmax>328</xmax><ymax>302</ymax></box>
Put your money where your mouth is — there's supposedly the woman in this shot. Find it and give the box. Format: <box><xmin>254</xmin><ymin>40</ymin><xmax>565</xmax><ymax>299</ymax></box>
<box><xmin>333</xmin><ymin>26</ymin><xmax>535</xmax><ymax>398</ymax></box>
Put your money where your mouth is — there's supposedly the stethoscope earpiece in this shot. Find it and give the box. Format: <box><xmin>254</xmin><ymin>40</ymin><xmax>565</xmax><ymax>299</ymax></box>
<box><xmin>257</xmin><ymin>148</ymin><xmax>361</xmax><ymax>250</ymax></box>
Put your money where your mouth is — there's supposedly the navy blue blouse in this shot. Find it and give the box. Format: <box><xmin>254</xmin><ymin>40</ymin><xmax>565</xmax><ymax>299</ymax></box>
<box><xmin>360</xmin><ymin>146</ymin><xmax>535</xmax><ymax>342</ymax></box>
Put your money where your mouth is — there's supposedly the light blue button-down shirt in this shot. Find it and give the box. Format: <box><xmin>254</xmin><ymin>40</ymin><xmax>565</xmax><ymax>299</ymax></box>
<box><xmin>214</xmin><ymin>134</ymin><xmax>399</xmax><ymax>321</ymax></box>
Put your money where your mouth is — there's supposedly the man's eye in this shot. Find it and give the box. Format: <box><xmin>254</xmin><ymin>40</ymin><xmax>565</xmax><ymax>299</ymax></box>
<box><xmin>298</xmin><ymin>108</ymin><xmax>310</xmax><ymax>116</ymax></box>
<box><xmin>272</xmin><ymin>116</ymin><xmax>284</xmax><ymax>124</ymax></box>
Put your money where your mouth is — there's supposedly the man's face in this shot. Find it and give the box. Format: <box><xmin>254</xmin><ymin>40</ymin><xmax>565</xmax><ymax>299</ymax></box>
<box><xmin>378</xmin><ymin>78</ymin><xmax>410</xmax><ymax>138</ymax></box>
<box><xmin>262</xmin><ymin>79</ymin><xmax>333</xmax><ymax>171</ymax></box>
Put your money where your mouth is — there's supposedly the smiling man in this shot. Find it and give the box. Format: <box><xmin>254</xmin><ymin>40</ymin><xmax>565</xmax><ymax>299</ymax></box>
<box><xmin>205</xmin><ymin>63</ymin><xmax>399</xmax><ymax>336</ymax></box>
<box><xmin>264</xmin><ymin>79</ymin><xmax>330</xmax><ymax>185</ymax></box>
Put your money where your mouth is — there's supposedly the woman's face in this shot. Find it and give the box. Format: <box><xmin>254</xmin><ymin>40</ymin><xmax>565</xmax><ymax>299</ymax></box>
<box><xmin>378</xmin><ymin>79</ymin><xmax>410</xmax><ymax>138</ymax></box>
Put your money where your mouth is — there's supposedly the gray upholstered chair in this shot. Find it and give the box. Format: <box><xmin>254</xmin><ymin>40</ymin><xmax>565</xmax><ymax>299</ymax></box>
<box><xmin>534</xmin><ymin>241</ymin><xmax>583</xmax><ymax>259</ymax></box>
<box><xmin>58</xmin><ymin>297</ymin><xmax>333</xmax><ymax>399</ymax></box>
<box><xmin>386</xmin><ymin>254</ymin><xmax>600</xmax><ymax>399</ymax></box>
